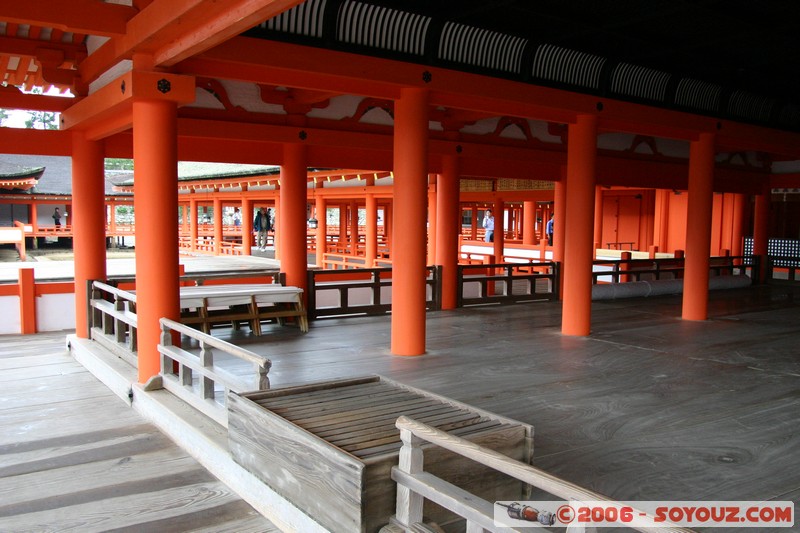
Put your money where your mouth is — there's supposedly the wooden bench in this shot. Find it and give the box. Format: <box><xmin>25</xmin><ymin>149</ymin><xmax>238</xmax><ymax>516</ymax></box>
<box><xmin>228</xmin><ymin>375</ymin><xmax>533</xmax><ymax>533</ymax></box>
<box><xmin>177</xmin><ymin>284</ymin><xmax>308</xmax><ymax>335</ymax></box>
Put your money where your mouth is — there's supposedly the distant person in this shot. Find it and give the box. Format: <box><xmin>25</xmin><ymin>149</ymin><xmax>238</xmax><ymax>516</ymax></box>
<box><xmin>52</xmin><ymin>207</ymin><xmax>62</xmax><ymax>228</ymax></box>
<box><xmin>233</xmin><ymin>207</ymin><xmax>242</xmax><ymax>227</ymax></box>
<box><xmin>254</xmin><ymin>207</ymin><xmax>269</xmax><ymax>251</ymax></box>
<box><xmin>482</xmin><ymin>208</ymin><xmax>494</xmax><ymax>242</ymax></box>
<box><xmin>546</xmin><ymin>213</ymin><xmax>554</xmax><ymax>246</ymax></box>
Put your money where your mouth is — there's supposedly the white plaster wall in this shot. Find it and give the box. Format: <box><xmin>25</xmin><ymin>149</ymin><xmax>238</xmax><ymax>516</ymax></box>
<box><xmin>0</xmin><ymin>296</ymin><xmax>21</xmax><ymax>334</ymax></box>
<box><xmin>37</xmin><ymin>293</ymin><xmax>76</xmax><ymax>332</ymax></box>
<box><xmin>0</xmin><ymin>293</ymin><xmax>75</xmax><ymax>335</ymax></box>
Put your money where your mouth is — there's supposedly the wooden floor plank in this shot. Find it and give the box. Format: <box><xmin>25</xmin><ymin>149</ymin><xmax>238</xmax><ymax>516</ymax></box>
<box><xmin>0</xmin><ymin>334</ymin><xmax>278</xmax><ymax>532</ymax></box>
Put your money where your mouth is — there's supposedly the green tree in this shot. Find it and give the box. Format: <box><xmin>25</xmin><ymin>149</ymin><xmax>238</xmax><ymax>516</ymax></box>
<box><xmin>105</xmin><ymin>158</ymin><xmax>134</xmax><ymax>170</ymax></box>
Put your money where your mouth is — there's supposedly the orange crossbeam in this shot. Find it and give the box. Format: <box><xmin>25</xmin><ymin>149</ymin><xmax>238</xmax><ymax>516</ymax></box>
<box><xmin>61</xmin><ymin>70</ymin><xmax>195</xmax><ymax>139</ymax></box>
<box><xmin>79</xmin><ymin>0</ymin><xmax>304</xmax><ymax>86</ymax></box>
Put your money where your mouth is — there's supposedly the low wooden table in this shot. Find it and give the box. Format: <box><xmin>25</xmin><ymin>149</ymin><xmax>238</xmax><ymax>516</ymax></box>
<box><xmin>178</xmin><ymin>284</ymin><xmax>308</xmax><ymax>335</ymax></box>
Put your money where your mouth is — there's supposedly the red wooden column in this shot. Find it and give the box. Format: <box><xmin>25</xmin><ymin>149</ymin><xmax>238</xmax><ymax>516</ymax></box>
<box><xmin>189</xmin><ymin>197</ymin><xmax>198</xmax><ymax>252</ymax></box>
<box><xmin>522</xmin><ymin>201</ymin><xmax>535</xmax><ymax>245</ymax></box>
<box><xmin>391</xmin><ymin>88</ymin><xmax>428</xmax><ymax>356</ymax></box>
<box><xmin>315</xmin><ymin>193</ymin><xmax>327</xmax><ymax>267</ymax></box>
<box><xmin>349</xmin><ymin>200</ymin><xmax>359</xmax><ymax>254</ymax></box>
<box><xmin>653</xmin><ymin>189</ymin><xmax>670</xmax><ymax>252</ymax></box>
<box><xmin>213</xmin><ymin>197</ymin><xmax>223</xmax><ymax>255</ymax></box>
<box><xmin>682</xmin><ymin>132</ymin><xmax>715</xmax><ymax>321</ymax></box>
<box><xmin>427</xmin><ymin>185</ymin><xmax>437</xmax><ymax>266</ymax></box>
<box><xmin>493</xmin><ymin>198</ymin><xmax>504</xmax><ymax>261</ymax></box>
<box><xmin>753</xmin><ymin>183</ymin><xmax>770</xmax><ymax>283</ymax></box>
<box><xmin>133</xmin><ymin>98</ymin><xmax>181</xmax><ymax>383</ymax></box>
<box><xmin>72</xmin><ymin>132</ymin><xmax>107</xmax><ymax>338</ymax></box>
<box><xmin>241</xmin><ymin>197</ymin><xmax>253</xmax><ymax>255</ymax></box>
<box><xmin>553</xmin><ymin>178</ymin><xmax>567</xmax><ymax>263</ymax></box>
<box><xmin>561</xmin><ymin>115</ymin><xmax>597</xmax><ymax>336</ymax></box>
<box><xmin>435</xmin><ymin>155</ymin><xmax>460</xmax><ymax>309</ymax></box>
<box><xmin>731</xmin><ymin>193</ymin><xmax>746</xmax><ymax>256</ymax></box>
<box><xmin>593</xmin><ymin>186</ymin><xmax>603</xmax><ymax>253</ymax></box>
<box><xmin>365</xmin><ymin>193</ymin><xmax>378</xmax><ymax>267</ymax></box>
<box><xmin>274</xmin><ymin>192</ymin><xmax>281</xmax><ymax>259</ymax></box>
<box><xmin>280</xmin><ymin>143</ymin><xmax>309</xmax><ymax>295</ymax></box>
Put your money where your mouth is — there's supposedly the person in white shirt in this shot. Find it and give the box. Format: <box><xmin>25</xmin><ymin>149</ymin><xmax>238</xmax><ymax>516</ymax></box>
<box><xmin>482</xmin><ymin>209</ymin><xmax>495</xmax><ymax>242</ymax></box>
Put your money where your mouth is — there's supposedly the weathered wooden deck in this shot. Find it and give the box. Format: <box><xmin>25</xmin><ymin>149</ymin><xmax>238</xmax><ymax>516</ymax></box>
<box><xmin>0</xmin><ymin>331</ymin><xmax>279</xmax><ymax>533</ymax></box>
<box><xmin>218</xmin><ymin>284</ymin><xmax>800</xmax><ymax>511</ymax></box>
<box><xmin>2</xmin><ymin>284</ymin><xmax>799</xmax><ymax>531</ymax></box>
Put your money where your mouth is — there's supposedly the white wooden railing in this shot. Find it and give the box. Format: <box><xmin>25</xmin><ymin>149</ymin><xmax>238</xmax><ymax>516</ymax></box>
<box><xmin>388</xmin><ymin>416</ymin><xmax>695</xmax><ymax>533</ymax></box>
<box><xmin>89</xmin><ymin>280</ymin><xmax>139</xmax><ymax>367</ymax></box>
<box><xmin>157</xmin><ymin>318</ymin><xmax>271</xmax><ymax>427</ymax></box>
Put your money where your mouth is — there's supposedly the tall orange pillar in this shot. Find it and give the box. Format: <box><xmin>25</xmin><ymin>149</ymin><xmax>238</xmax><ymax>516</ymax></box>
<box><xmin>731</xmin><ymin>193</ymin><xmax>746</xmax><ymax>256</ymax></box>
<box><xmin>436</xmin><ymin>155</ymin><xmax>460</xmax><ymax>309</ymax></box>
<box><xmin>365</xmin><ymin>193</ymin><xmax>378</xmax><ymax>267</ymax></box>
<box><xmin>522</xmin><ymin>200</ymin><xmax>535</xmax><ymax>245</ymax></box>
<box><xmin>391</xmin><ymin>88</ymin><xmax>428</xmax><ymax>356</ymax></box>
<box><xmin>653</xmin><ymin>189</ymin><xmax>670</xmax><ymax>252</ymax></box>
<box><xmin>593</xmin><ymin>186</ymin><xmax>603</xmax><ymax>253</ymax></box>
<box><xmin>213</xmin><ymin>197</ymin><xmax>222</xmax><ymax>255</ymax></box>
<box><xmin>189</xmin><ymin>197</ymin><xmax>198</xmax><ymax>252</ymax></box>
<box><xmin>427</xmin><ymin>186</ymin><xmax>437</xmax><ymax>266</ymax></box>
<box><xmin>280</xmin><ymin>143</ymin><xmax>309</xmax><ymax>295</ymax></box>
<box><xmin>241</xmin><ymin>197</ymin><xmax>253</xmax><ymax>255</ymax></box>
<box><xmin>554</xmin><ymin>179</ymin><xmax>567</xmax><ymax>260</ymax></box>
<box><xmin>315</xmin><ymin>194</ymin><xmax>327</xmax><ymax>268</ymax></box>
<box><xmin>753</xmin><ymin>183</ymin><xmax>770</xmax><ymax>283</ymax></box>
<box><xmin>682</xmin><ymin>133</ymin><xmax>715</xmax><ymax>321</ymax></box>
<box><xmin>71</xmin><ymin>133</ymin><xmax>107</xmax><ymax>338</ymax></box>
<box><xmin>493</xmin><ymin>198</ymin><xmax>504</xmax><ymax>261</ymax></box>
<box><xmin>273</xmin><ymin>193</ymin><xmax>281</xmax><ymax>259</ymax></box>
<box><xmin>561</xmin><ymin>115</ymin><xmax>597</xmax><ymax>336</ymax></box>
<box><xmin>350</xmin><ymin>200</ymin><xmax>359</xmax><ymax>254</ymax></box>
<box><xmin>133</xmin><ymin>99</ymin><xmax>181</xmax><ymax>383</ymax></box>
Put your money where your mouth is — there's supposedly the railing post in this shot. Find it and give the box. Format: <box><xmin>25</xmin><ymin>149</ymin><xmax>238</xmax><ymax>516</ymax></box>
<box><xmin>159</xmin><ymin>320</ymin><xmax>173</xmax><ymax>375</ymax></box>
<box><xmin>114</xmin><ymin>295</ymin><xmax>126</xmax><ymax>343</ymax></box>
<box><xmin>395</xmin><ymin>427</ymin><xmax>424</xmax><ymax>528</ymax></box>
<box><xmin>258</xmin><ymin>360</ymin><xmax>271</xmax><ymax>390</ymax></box>
<box><xmin>199</xmin><ymin>341</ymin><xmax>215</xmax><ymax>400</ymax></box>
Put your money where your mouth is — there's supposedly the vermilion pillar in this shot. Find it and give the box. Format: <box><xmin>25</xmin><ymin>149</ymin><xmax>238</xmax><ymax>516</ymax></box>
<box><xmin>436</xmin><ymin>155</ymin><xmax>460</xmax><ymax>309</ymax></box>
<box><xmin>366</xmin><ymin>193</ymin><xmax>378</xmax><ymax>267</ymax></box>
<box><xmin>189</xmin><ymin>197</ymin><xmax>198</xmax><ymax>252</ymax></box>
<box><xmin>561</xmin><ymin>115</ymin><xmax>597</xmax><ymax>336</ymax></box>
<box><xmin>493</xmin><ymin>198</ymin><xmax>504</xmax><ymax>261</ymax></box>
<box><xmin>553</xmin><ymin>179</ymin><xmax>567</xmax><ymax>263</ymax></box>
<box><xmin>350</xmin><ymin>200</ymin><xmax>359</xmax><ymax>254</ymax></box>
<box><xmin>241</xmin><ymin>197</ymin><xmax>253</xmax><ymax>255</ymax></box>
<box><xmin>682</xmin><ymin>133</ymin><xmax>715</xmax><ymax>321</ymax></box>
<box><xmin>133</xmin><ymin>99</ymin><xmax>181</xmax><ymax>383</ymax></box>
<box><xmin>274</xmin><ymin>193</ymin><xmax>281</xmax><ymax>259</ymax></box>
<box><xmin>280</xmin><ymin>143</ymin><xmax>309</xmax><ymax>295</ymax></box>
<box><xmin>213</xmin><ymin>197</ymin><xmax>222</xmax><ymax>255</ymax></box>
<box><xmin>753</xmin><ymin>183</ymin><xmax>770</xmax><ymax>283</ymax></box>
<box><xmin>731</xmin><ymin>193</ymin><xmax>745</xmax><ymax>256</ymax></box>
<box><xmin>391</xmin><ymin>88</ymin><xmax>428</xmax><ymax>356</ymax></box>
<box><xmin>72</xmin><ymin>132</ymin><xmax>107</xmax><ymax>338</ymax></box>
<box><xmin>315</xmin><ymin>194</ymin><xmax>327</xmax><ymax>268</ymax></box>
<box><xmin>522</xmin><ymin>201</ymin><xmax>535</xmax><ymax>245</ymax></box>
<box><xmin>427</xmin><ymin>187</ymin><xmax>437</xmax><ymax>265</ymax></box>
<box><xmin>654</xmin><ymin>189</ymin><xmax>670</xmax><ymax>251</ymax></box>
<box><xmin>593</xmin><ymin>186</ymin><xmax>603</xmax><ymax>253</ymax></box>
